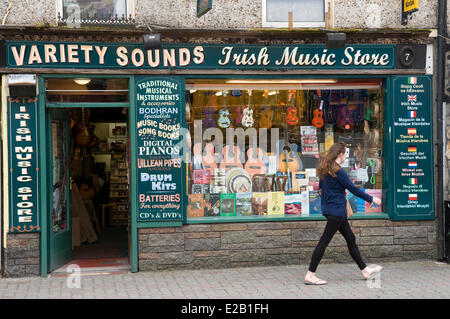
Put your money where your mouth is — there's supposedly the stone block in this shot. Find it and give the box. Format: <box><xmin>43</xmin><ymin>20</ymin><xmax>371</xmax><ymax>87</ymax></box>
<box><xmin>255</xmin><ymin>229</ymin><xmax>291</xmax><ymax>237</ymax></box>
<box><xmin>185</xmin><ymin>237</ymin><xmax>221</xmax><ymax>251</ymax></box>
<box><xmin>221</xmin><ymin>231</ymin><xmax>256</xmax><ymax>244</ymax></box>
<box><xmin>350</xmin><ymin>220</ymin><xmax>388</xmax><ymax>227</ymax></box>
<box><xmin>221</xmin><ymin>242</ymin><xmax>257</xmax><ymax>250</ymax></box>
<box><xmin>176</xmin><ymin>224</ymin><xmax>212</xmax><ymax>233</ymax></box>
<box><xmin>230</xmin><ymin>250</ymin><xmax>264</xmax><ymax>263</ymax></box>
<box><xmin>211</xmin><ymin>224</ymin><xmax>247</xmax><ymax>232</ymax></box>
<box><xmin>146</xmin><ymin>233</ymin><xmax>184</xmax><ymax>247</ymax></box>
<box><xmin>366</xmin><ymin>245</ymin><xmax>403</xmax><ymax>258</ymax></box>
<box><xmin>139</xmin><ymin>227</ymin><xmax>175</xmax><ymax>234</ymax></box>
<box><xmin>359</xmin><ymin>236</ymin><xmax>393</xmax><ymax>246</ymax></box>
<box><xmin>194</xmin><ymin>256</ymin><xmax>231</xmax><ymax>269</ymax></box>
<box><xmin>291</xmin><ymin>228</ymin><xmax>323</xmax><ymax>241</ymax></box>
<box><xmin>141</xmin><ymin>245</ymin><xmax>185</xmax><ymax>253</ymax></box>
<box><xmin>247</xmin><ymin>222</ymin><xmax>286</xmax><ymax>230</ymax></box>
<box><xmin>256</xmin><ymin>236</ymin><xmax>291</xmax><ymax>249</ymax></box>
<box><xmin>264</xmin><ymin>254</ymin><xmax>300</xmax><ymax>266</ymax></box>
<box><xmin>284</xmin><ymin>221</ymin><xmax>318</xmax><ymax>229</ymax></box>
<box><xmin>184</xmin><ymin>232</ymin><xmax>221</xmax><ymax>239</ymax></box>
<box><xmin>360</xmin><ymin>227</ymin><xmax>394</xmax><ymax>236</ymax></box>
<box><xmin>155</xmin><ymin>252</ymin><xmax>194</xmax><ymax>265</ymax></box>
<box><xmin>394</xmin><ymin>226</ymin><xmax>428</xmax><ymax>239</ymax></box>
<box><xmin>394</xmin><ymin>237</ymin><xmax>428</xmax><ymax>245</ymax></box>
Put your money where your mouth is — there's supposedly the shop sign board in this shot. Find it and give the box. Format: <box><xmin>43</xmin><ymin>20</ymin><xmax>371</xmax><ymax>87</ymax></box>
<box><xmin>5</xmin><ymin>41</ymin><xmax>396</xmax><ymax>70</ymax></box>
<box><xmin>391</xmin><ymin>75</ymin><xmax>434</xmax><ymax>220</ymax></box>
<box><xmin>7</xmin><ymin>96</ymin><xmax>40</xmax><ymax>232</ymax></box>
<box><xmin>135</xmin><ymin>76</ymin><xmax>185</xmax><ymax>222</ymax></box>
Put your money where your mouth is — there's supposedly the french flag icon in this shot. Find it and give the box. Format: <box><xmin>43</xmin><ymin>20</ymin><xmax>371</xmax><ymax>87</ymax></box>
<box><xmin>409</xmin><ymin>111</ymin><xmax>417</xmax><ymax>118</ymax></box>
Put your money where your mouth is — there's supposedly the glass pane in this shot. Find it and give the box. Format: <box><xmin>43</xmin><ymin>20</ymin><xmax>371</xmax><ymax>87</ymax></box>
<box><xmin>63</xmin><ymin>0</ymin><xmax>127</xmax><ymax>20</ymax></box>
<box><xmin>52</xmin><ymin>121</ymin><xmax>68</xmax><ymax>233</ymax></box>
<box><xmin>46</xmin><ymin>78</ymin><xmax>129</xmax><ymax>103</ymax></box>
<box><xmin>185</xmin><ymin>79</ymin><xmax>384</xmax><ymax>219</ymax></box>
<box><xmin>266</xmin><ymin>0</ymin><xmax>324</xmax><ymax>22</ymax></box>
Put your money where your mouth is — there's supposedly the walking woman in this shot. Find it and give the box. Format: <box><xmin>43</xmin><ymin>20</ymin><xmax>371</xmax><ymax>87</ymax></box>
<box><xmin>304</xmin><ymin>142</ymin><xmax>383</xmax><ymax>285</ymax></box>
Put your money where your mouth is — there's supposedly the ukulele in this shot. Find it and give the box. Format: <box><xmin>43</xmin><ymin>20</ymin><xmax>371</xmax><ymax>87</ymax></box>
<box><xmin>297</xmin><ymin>90</ymin><xmax>306</xmax><ymax>123</ymax></box>
<box><xmin>218</xmin><ymin>91</ymin><xmax>231</xmax><ymax>128</ymax></box>
<box><xmin>277</xmin><ymin>111</ymin><xmax>302</xmax><ymax>190</ymax></box>
<box><xmin>259</xmin><ymin>105</ymin><xmax>274</xmax><ymax>129</ymax></box>
<box><xmin>219</xmin><ymin>145</ymin><xmax>243</xmax><ymax>171</ymax></box>
<box><xmin>241</xmin><ymin>90</ymin><xmax>254</xmax><ymax>128</ymax></box>
<box><xmin>311</xmin><ymin>90</ymin><xmax>324</xmax><ymax>128</ymax></box>
<box><xmin>286</xmin><ymin>90</ymin><xmax>299</xmax><ymax>126</ymax></box>
<box><xmin>203</xmin><ymin>107</ymin><xmax>215</xmax><ymax>128</ymax></box>
<box><xmin>75</xmin><ymin>108</ymin><xmax>92</xmax><ymax>147</ymax></box>
<box><xmin>236</xmin><ymin>105</ymin><xmax>244</xmax><ymax>126</ymax></box>
<box><xmin>244</xmin><ymin>147</ymin><xmax>266</xmax><ymax>177</ymax></box>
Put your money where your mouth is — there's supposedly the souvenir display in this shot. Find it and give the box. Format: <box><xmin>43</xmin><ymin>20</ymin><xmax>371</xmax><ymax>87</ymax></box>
<box><xmin>226</xmin><ymin>167</ymin><xmax>252</xmax><ymax>193</ymax></box>
<box><xmin>267</xmin><ymin>191</ymin><xmax>285</xmax><ymax>215</ymax></box>
<box><xmin>204</xmin><ymin>194</ymin><xmax>220</xmax><ymax>217</ymax></box>
<box><xmin>309</xmin><ymin>190</ymin><xmax>322</xmax><ymax>214</ymax></box>
<box><xmin>188</xmin><ymin>194</ymin><xmax>204</xmax><ymax>217</ymax></box>
<box><xmin>284</xmin><ymin>193</ymin><xmax>302</xmax><ymax>215</ymax></box>
<box><xmin>220</xmin><ymin>193</ymin><xmax>236</xmax><ymax>216</ymax></box>
<box><xmin>186</xmin><ymin>85</ymin><xmax>384</xmax><ymax>219</ymax></box>
<box><xmin>244</xmin><ymin>147</ymin><xmax>266</xmax><ymax>177</ymax></box>
<box><xmin>252</xmin><ymin>192</ymin><xmax>268</xmax><ymax>215</ymax></box>
<box><xmin>236</xmin><ymin>193</ymin><xmax>252</xmax><ymax>216</ymax></box>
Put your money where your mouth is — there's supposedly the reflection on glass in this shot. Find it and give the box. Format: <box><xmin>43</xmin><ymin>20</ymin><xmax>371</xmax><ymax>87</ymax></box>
<box><xmin>52</xmin><ymin>121</ymin><xmax>68</xmax><ymax>233</ymax></box>
<box><xmin>62</xmin><ymin>0</ymin><xmax>127</xmax><ymax>20</ymax></box>
<box><xmin>185</xmin><ymin>79</ymin><xmax>384</xmax><ymax>219</ymax></box>
<box><xmin>46</xmin><ymin>78</ymin><xmax>129</xmax><ymax>103</ymax></box>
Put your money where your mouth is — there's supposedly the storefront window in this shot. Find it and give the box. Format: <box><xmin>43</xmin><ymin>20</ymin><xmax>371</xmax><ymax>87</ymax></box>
<box><xmin>185</xmin><ymin>79</ymin><xmax>384</xmax><ymax>220</ymax></box>
<box><xmin>52</xmin><ymin>121</ymin><xmax>68</xmax><ymax>233</ymax></box>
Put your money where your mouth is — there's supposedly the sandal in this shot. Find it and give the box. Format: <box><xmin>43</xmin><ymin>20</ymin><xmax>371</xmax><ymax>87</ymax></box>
<box><xmin>304</xmin><ymin>277</ymin><xmax>327</xmax><ymax>285</ymax></box>
<box><xmin>362</xmin><ymin>264</ymin><xmax>383</xmax><ymax>279</ymax></box>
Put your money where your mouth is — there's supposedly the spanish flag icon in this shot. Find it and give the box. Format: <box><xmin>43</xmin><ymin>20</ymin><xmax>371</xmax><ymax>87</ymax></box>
<box><xmin>408</xmin><ymin>146</ymin><xmax>417</xmax><ymax>152</ymax></box>
<box><xmin>407</xmin><ymin>128</ymin><xmax>417</xmax><ymax>135</ymax></box>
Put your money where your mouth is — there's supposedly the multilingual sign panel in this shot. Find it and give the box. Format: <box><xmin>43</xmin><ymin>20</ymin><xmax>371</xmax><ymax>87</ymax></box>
<box><xmin>392</xmin><ymin>75</ymin><xmax>434</xmax><ymax>220</ymax></box>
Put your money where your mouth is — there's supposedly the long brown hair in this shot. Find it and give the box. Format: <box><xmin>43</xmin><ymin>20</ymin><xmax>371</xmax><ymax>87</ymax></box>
<box><xmin>316</xmin><ymin>142</ymin><xmax>346</xmax><ymax>180</ymax></box>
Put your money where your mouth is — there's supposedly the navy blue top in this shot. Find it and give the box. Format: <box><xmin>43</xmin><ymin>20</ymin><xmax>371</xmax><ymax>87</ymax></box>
<box><xmin>319</xmin><ymin>168</ymin><xmax>373</xmax><ymax>218</ymax></box>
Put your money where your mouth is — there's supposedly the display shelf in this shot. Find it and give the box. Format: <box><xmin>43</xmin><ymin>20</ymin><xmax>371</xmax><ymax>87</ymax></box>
<box><xmin>109</xmin><ymin>152</ymin><xmax>129</xmax><ymax>226</ymax></box>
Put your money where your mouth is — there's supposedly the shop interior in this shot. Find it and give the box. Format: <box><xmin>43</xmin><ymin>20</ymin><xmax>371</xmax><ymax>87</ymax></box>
<box><xmin>47</xmin><ymin>78</ymin><xmax>130</xmax><ymax>267</ymax></box>
<box><xmin>185</xmin><ymin>79</ymin><xmax>384</xmax><ymax>219</ymax></box>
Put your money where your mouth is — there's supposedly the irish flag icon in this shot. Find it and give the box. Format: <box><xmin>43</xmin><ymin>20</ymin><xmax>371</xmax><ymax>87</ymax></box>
<box><xmin>408</xmin><ymin>77</ymin><xmax>417</xmax><ymax>84</ymax></box>
<box><xmin>407</xmin><ymin>128</ymin><xmax>417</xmax><ymax>135</ymax></box>
<box><xmin>409</xmin><ymin>178</ymin><xmax>418</xmax><ymax>185</ymax></box>
<box><xmin>409</xmin><ymin>194</ymin><xmax>418</xmax><ymax>201</ymax></box>
<box><xmin>409</xmin><ymin>111</ymin><xmax>417</xmax><ymax>118</ymax></box>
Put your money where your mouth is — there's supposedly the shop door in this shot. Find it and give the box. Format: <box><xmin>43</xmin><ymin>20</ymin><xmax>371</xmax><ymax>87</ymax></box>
<box><xmin>48</xmin><ymin>109</ymin><xmax>72</xmax><ymax>272</ymax></box>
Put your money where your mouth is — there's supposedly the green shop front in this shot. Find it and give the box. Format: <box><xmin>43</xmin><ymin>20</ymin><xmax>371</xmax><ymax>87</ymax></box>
<box><xmin>0</xmin><ymin>33</ymin><xmax>437</xmax><ymax>277</ymax></box>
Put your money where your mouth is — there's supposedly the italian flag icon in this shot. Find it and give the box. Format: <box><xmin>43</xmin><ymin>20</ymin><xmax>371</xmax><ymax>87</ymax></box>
<box><xmin>409</xmin><ymin>194</ymin><xmax>418</xmax><ymax>201</ymax></box>
<box><xmin>408</xmin><ymin>77</ymin><xmax>418</xmax><ymax>84</ymax></box>
<box><xmin>409</xmin><ymin>178</ymin><xmax>418</xmax><ymax>185</ymax></box>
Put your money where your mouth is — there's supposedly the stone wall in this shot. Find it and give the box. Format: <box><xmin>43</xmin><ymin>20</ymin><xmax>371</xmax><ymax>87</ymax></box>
<box><xmin>138</xmin><ymin>219</ymin><xmax>437</xmax><ymax>271</ymax></box>
<box><xmin>3</xmin><ymin>233</ymin><xmax>40</xmax><ymax>278</ymax></box>
<box><xmin>0</xmin><ymin>0</ymin><xmax>438</xmax><ymax>29</ymax></box>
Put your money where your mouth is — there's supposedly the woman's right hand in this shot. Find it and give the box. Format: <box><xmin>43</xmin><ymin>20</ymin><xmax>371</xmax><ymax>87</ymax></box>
<box><xmin>372</xmin><ymin>197</ymin><xmax>382</xmax><ymax>206</ymax></box>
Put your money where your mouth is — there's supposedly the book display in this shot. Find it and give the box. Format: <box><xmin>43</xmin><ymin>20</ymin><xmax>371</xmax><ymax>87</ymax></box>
<box><xmin>185</xmin><ymin>82</ymin><xmax>385</xmax><ymax>219</ymax></box>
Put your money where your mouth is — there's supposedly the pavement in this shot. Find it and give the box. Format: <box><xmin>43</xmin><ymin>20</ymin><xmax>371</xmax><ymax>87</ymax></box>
<box><xmin>0</xmin><ymin>260</ymin><xmax>449</xmax><ymax>299</ymax></box>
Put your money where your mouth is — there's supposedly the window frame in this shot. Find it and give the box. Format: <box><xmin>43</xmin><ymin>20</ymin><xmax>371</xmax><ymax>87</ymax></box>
<box><xmin>184</xmin><ymin>75</ymin><xmax>389</xmax><ymax>223</ymax></box>
<box><xmin>56</xmin><ymin>0</ymin><xmax>135</xmax><ymax>22</ymax></box>
<box><xmin>262</xmin><ymin>0</ymin><xmax>328</xmax><ymax>28</ymax></box>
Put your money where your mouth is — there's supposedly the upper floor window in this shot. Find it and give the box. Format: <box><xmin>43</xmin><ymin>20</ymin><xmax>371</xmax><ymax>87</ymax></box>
<box><xmin>58</xmin><ymin>0</ymin><xmax>134</xmax><ymax>26</ymax></box>
<box><xmin>262</xmin><ymin>0</ymin><xmax>326</xmax><ymax>28</ymax></box>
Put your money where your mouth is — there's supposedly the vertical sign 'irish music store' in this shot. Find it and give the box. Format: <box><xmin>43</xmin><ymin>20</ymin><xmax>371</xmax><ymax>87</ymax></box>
<box><xmin>136</xmin><ymin>77</ymin><xmax>185</xmax><ymax>222</ymax></box>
